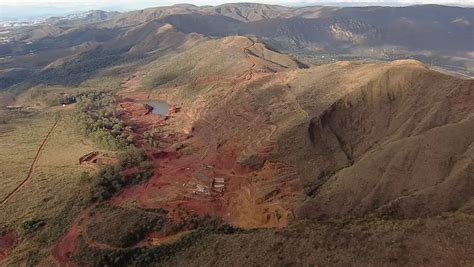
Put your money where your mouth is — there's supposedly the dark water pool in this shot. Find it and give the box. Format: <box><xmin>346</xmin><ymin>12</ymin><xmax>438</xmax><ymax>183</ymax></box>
<box><xmin>143</xmin><ymin>100</ymin><xmax>169</xmax><ymax>116</ymax></box>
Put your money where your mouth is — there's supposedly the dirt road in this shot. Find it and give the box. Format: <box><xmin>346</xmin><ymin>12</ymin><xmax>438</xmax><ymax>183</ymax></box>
<box><xmin>0</xmin><ymin>115</ymin><xmax>61</xmax><ymax>207</ymax></box>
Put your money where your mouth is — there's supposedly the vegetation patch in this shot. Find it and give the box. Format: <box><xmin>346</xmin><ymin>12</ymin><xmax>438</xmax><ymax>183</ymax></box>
<box><xmin>237</xmin><ymin>154</ymin><xmax>265</xmax><ymax>171</ymax></box>
<box><xmin>86</xmin><ymin>204</ymin><xmax>167</xmax><ymax>248</ymax></box>
<box><xmin>74</xmin><ymin>91</ymin><xmax>134</xmax><ymax>150</ymax></box>
<box><xmin>142</xmin><ymin>72</ymin><xmax>179</xmax><ymax>89</ymax></box>
<box><xmin>73</xmin><ymin>216</ymin><xmax>240</xmax><ymax>266</ymax></box>
<box><xmin>89</xmin><ymin>148</ymin><xmax>154</xmax><ymax>201</ymax></box>
<box><xmin>18</xmin><ymin>219</ymin><xmax>45</xmax><ymax>236</ymax></box>
<box><xmin>0</xmin><ymin>109</ymin><xmax>37</xmax><ymax>126</ymax></box>
<box><xmin>142</xmin><ymin>130</ymin><xmax>158</xmax><ymax>147</ymax></box>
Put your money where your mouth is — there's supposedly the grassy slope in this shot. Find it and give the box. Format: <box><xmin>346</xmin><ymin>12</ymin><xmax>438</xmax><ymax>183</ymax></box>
<box><xmin>165</xmin><ymin>214</ymin><xmax>474</xmax><ymax>266</ymax></box>
<box><xmin>0</xmin><ymin>112</ymin><xmax>51</xmax><ymax>201</ymax></box>
<box><xmin>0</xmin><ymin>108</ymin><xmax>100</xmax><ymax>266</ymax></box>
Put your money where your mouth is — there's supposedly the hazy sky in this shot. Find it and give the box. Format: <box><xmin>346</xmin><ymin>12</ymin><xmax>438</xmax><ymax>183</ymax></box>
<box><xmin>2</xmin><ymin>0</ymin><xmax>474</xmax><ymax>9</ymax></box>
<box><xmin>1</xmin><ymin>0</ymin><xmax>473</xmax><ymax>21</ymax></box>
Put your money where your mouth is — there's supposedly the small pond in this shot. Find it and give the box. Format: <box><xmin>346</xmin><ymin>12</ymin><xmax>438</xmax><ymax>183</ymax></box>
<box><xmin>142</xmin><ymin>100</ymin><xmax>169</xmax><ymax>116</ymax></box>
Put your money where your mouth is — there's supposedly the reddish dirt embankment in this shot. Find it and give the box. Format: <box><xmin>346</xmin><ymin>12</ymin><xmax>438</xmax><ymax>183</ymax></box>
<box><xmin>52</xmin><ymin>224</ymin><xmax>79</xmax><ymax>266</ymax></box>
<box><xmin>0</xmin><ymin>231</ymin><xmax>16</xmax><ymax>262</ymax></box>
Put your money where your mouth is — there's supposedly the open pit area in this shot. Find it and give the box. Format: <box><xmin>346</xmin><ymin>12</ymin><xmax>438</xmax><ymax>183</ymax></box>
<box><xmin>49</xmin><ymin>38</ymin><xmax>473</xmax><ymax>266</ymax></box>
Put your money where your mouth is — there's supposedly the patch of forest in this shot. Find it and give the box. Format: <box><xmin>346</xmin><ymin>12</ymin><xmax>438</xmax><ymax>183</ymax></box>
<box><xmin>74</xmin><ymin>91</ymin><xmax>134</xmax><ymax>150</ymax></box>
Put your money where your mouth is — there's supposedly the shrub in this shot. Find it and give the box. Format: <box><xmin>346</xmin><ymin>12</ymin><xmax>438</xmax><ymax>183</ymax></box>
<box><xmin>72</xmin><ymin>215</ymin><xmax>242</xmax><ymax>266</ymax></box>
<box><xmin>85</xmin><ymin>204</ymin><xmax>167</xmax><ymax>248</ymax></box>
<box><xmin>80</xmin><ymin>171</ymin><xmax>91</xmax><ymax>183</ymax></box>
<box><xmin>19</xmin><ymin>218</ymin><xmax>45</xmax><ymax>235</ymax></box>
<box><xmin>90</xmin><ymin>148</ymin><xmax>154</xmax><ymax>202</ymax></box>
<box><xmin>143</xmin><ymin>131</ymin><xmax>158</xmax><ymax>147</ymax></box>
<box><xmin>237</xmin><ymin>154</ymin><xmax>265</xmax><ymax>170</ymax></box>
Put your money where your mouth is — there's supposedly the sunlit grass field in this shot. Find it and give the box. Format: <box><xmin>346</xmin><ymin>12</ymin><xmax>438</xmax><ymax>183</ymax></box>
<box><xmin>0</xmin><ymin>112</ymin><xmax>53</xmax><ymax>201</ymax></box>
<box><xmin>0</xmin><ymin>108</ymin><xmax>101</xmax><ymax>265</ymax></box>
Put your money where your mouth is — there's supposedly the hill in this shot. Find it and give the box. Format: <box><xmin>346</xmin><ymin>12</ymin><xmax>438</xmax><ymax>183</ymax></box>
<box><xmin>132</xmin><ymin>53</ymin><xmax>474</xmax><ymax>225</ymax></box>
<box><xmin>1</xmin><ymin>3</ymin><xmax>473</xmax><ymax>91</ymax></box>
<box><xmin>0</xmin><ymin>3</ymin><xmax>473</xmax><ymax>266</ymax></box>
<box><xmin>35</xmin><ymin>39</ymin><xmax>473</xmax><ymax>266</ymax></box>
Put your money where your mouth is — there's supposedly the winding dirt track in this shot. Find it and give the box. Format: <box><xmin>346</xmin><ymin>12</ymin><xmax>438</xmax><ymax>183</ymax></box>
<box><xmin>0</xmin><ymin>115</ymin><xmax>61</xmax><ymax>207</ymax></box>
<box><xmin>238</xmin><ymin>39</ymin><xmax>257</xmax><ymax>81</ymax></box>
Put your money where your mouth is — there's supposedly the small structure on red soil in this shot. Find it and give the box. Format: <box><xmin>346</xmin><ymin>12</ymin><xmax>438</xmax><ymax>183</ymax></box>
<box><xmin>211</xmin><ymin>177</ymin><xmax>226</xmax><ymax>193</ymax></box>
<box><xmin>195</xmin><ymin>184</ymin><xmax>209</xmax><ymax>194</ymax></box>
<box><xmin>79</xmin><ymin>151</ymin><xmax>116</xmax><ymax>167</ymax></box>
<box><xmin>186</xmin><ymin>180</ymin><xmax>212</xmax><ymax>195</ymax></box>
<box><xmin>79</xmin><ymin>151</ymin><xmax>100</xmax><ymax>165</ymax></box>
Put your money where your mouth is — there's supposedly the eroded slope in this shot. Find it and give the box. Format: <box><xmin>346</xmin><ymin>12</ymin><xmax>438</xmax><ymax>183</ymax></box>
<box><xmin>120</xmin><ymin>37</ymin><xmax>473</xmax><ymax>228</ymax></box>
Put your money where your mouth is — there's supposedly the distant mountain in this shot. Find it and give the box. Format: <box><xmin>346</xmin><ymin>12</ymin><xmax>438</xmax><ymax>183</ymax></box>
<box><xmin>45</xmin><ymin>10</ymin><xmax>121</xmax><ymax>25</ymax></box>
<box><xmin>237</xmin><ymin>5</ymin><xmax>474</xmax><ymax>52</ymax></box>
<box><xmin>101</xmin><ymin>4</ymin><xmax>474</xmax><ymax>52</ymax></box>
<box><xmin>0</xmin><ymin>3</ymin><xmax>473</xmax><ymax>90</ymax></box>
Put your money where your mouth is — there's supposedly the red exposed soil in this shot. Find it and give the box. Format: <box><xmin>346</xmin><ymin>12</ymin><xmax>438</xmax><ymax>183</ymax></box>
<box><xmin>52</xmin><ymin>208</ymin><xmax>136</xmax><ymax>265</ymax></box>
<box><xmin>52</xmin><ymin>224</ymin><xmax>79</xmax><ymax>266</ymax></box>
<box><xmin>0</xmin><ymin>231</ymin><xmax>16</xmax><ymax>262</ymax></box>
<box><xmin>51</xmin><ymin>37</ymin><xmax>301</xmax><ymax>259</ymax></box>
<box><xmin>106</xmin><ymin>37</ymin><xmax>302</xmax><ymax>229</ymax></box>
<box><xmin>118</xmin><ymin>100</ymin><xmax>164</xmax><ymax>133</ymax></box>
<box><xmin>111</xmin><ymin>151</ymin><xmax>230</xmax><ymax>221</ymax></box>
<box><xmin>111</xmin><ymin>83</ymin><xmax>296</xmax><ymax>229</ymax></box>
